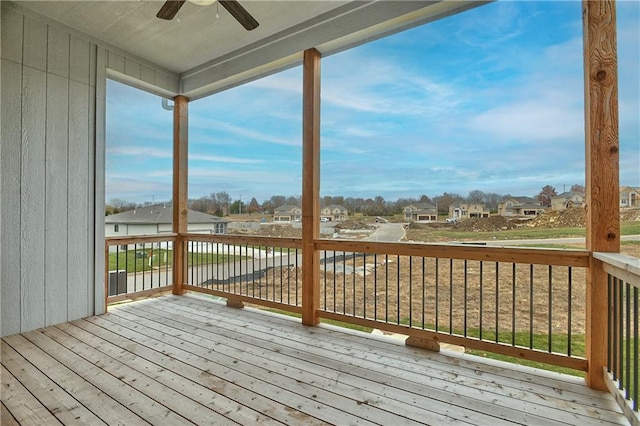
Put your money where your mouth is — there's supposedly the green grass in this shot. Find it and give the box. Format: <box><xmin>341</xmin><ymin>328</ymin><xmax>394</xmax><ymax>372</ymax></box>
<box><xmin>622</xmin><ymin>221</ymin><xmax>640</xmax><ymax>235</ymax></box>
<box><xmin>108</xmin><ymin>249</ymin><xmax>244</xmax><ymax>273</ymax></box>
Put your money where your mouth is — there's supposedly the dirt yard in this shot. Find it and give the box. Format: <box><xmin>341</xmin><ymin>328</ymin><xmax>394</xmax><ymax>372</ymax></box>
<box><xmin>232</xmin><ymin>207</ymin><xmax>639</xmax><ymax>350</ymax></box>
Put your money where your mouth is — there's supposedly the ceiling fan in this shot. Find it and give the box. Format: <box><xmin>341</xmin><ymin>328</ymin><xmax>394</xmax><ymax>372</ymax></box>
<box><xmin>156</xmin><ymin>0</ymin><xmax>259</xmax><ymax>31</ymax></box>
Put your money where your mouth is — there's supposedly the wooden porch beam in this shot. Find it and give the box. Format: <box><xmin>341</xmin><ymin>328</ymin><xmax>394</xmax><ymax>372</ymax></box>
<box><xmin>301</xmin><ymin>48</ymin><xmax>321</xmax><ymax>326</ymax></box>
<box><xmin>583</xmin><ymin>0</ymin><xmax>619</xmax><ymax>391</ymax></box>
<box><xmin>173</xmin><ymin>95</ymin><xmax>189</xmax><ymax>295</ymax></box>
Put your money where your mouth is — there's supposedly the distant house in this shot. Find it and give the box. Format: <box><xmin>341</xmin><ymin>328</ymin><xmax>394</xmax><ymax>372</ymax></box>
<box><xmin>449</xmin><ymin>202</ymin><xmax>490</xmax><ymax>220</ymax></box>
<box><xmin>403</xmin><ymin>202</ymin><xmax>438</xmax><ymax>222</ymax></box>
<box><xmin>273</xmin><ymin>205</ymin><xmax>302</xmax><ymax>222</ymax></box>
<box><xmin>551</xmin><ymin>191</ymin><xmax>585</xmax><ymax>211</ymax></box>
<box><xmin>497</xmin><ymin>197</ymin><xmax>546</xmax><ymax>217</ymax></box>
<box><xmin>105</xmin><ymin>205</ymin><xmax>228</xmax><ymax>237</ymax></box>
<box><xmin>321</xmin><ymin>205</ymin><xmax>348</xmax><ymax>221</ymax></box>
<box><xmin>620</xmin><ymin>186</ymin><xmax>640</xmax><ymax>207</ymax></box>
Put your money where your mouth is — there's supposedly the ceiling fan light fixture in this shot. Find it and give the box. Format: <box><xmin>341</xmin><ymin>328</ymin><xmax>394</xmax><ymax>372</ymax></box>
<box><xmin>189</xmin><ymin>0</ymin><xmax>216</xmax><ymax>6</ymax></box>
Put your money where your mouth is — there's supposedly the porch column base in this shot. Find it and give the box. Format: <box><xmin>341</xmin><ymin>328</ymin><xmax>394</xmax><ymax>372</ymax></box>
<box><xmin>405</xmin><ymin>336</ymin><xmax>440</xmax><ymax>352</ymax></box>
<box><xmin>226</xmin><ymin>299</ymin><xmax>245</xmax><ymax>309</ymax></box>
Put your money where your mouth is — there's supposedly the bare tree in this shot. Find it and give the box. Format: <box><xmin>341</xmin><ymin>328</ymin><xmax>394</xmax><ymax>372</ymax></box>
<box><xmin>215</xmin><ymin>192</ymin><xmax>230</xmax><ymax>216</ymax></box>
<box><xmin>467</xmin><ymin>190</ymin><xmax>485</xmax><ymax>203</ymax></box>
<box><xmin>537</xmin><ymin>185</ymin><xmax>557</xmax><ymax>207</ymax></box>
<box><xmin>571</xmin><ymin>184</ymin><xmax>585</xmax><ymax>193</ymax></box>
<box><xmin>248</xmin><ymin>197</ymin><xmax>260</xmax><ymax>214</ymax></box>
<box><xmin>270</xmin><ymin>195</ymin><xmax>286</xmax><ymax>208</ymax></box>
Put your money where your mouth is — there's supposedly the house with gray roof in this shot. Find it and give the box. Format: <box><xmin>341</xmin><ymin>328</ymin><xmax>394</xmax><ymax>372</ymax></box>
<box><xmin>105</xmin><ymin>205</ymin><xmax>228</xmax><ymax>237</ymax></box>
<box><xmin>550</xmin><ymin>191</ymin><xmax>585</xmax><ymax>211</ymax></box>
<box><xmin>497</xmin><ymin>197</ymin><xmax>546</xmax><ymax>217</ymax></box>
<box><xmin>321</xmin><ymin>204</ymin><xmax>349</xmax><ymax>221</ymax></box>
<box><xmin>273</xmin><ymin>205</ymin><xmax>302</xmax><ymax>222</ymax></box>
<box><xmin>620</xmin><ymin>186</ymin><xmax>640</xmax><ymax>207</ymax></box>
<box><xmin>403</xmin><ymin>202</ymin><xmax>438</xmax><ymax>222</ymax></box>
<box><xmin>449</xmin><ymin>202</ymin><xmax>490</xmax><ymax>220</ymax></box>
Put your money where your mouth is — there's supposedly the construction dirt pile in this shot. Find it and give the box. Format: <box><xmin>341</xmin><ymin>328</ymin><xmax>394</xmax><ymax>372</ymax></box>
<box><xmin>453</xmin><ymin>216</ymin><xmax>518</xmax><ymax>232</ymax></box>
<box><xmin>527</xmin><ymin>206</ymin><xmax>586</xmax><ymax>228</ymax></box>
<box><xmin>231</xmin><ymin>224</ymin><xmax>302</xmax><ymax>239</ymax></box>
<box><xmin>334</xmin><ymin>220</ymin><xmax>376</xmax><ymax>231</ymax></box>
<box><xmin>620</xmin><ymin>207</ymin><xmax>640</xmax><ymax>221</ymax></box>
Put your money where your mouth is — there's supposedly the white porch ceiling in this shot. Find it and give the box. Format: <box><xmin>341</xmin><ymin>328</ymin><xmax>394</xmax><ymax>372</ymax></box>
<box><xmin>14</xmin><ymin>0</ymin><xmax>486</xmax><ymax>99</ymax></box>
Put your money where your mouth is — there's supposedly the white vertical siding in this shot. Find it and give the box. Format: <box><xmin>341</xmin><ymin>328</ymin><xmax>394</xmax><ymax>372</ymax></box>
<box><xmin>1</xmin><ymin>7</ymin><xmax>98</xmax><ymax>336</ymax></box>
<box><xmin>20</xmin><ymin>65</ymin><xmax>47</xmax><ymax>332</ymax></box>
<box><xmin>94</xmin><ymin>47</ymin><xmax>107</xmax><ymax>316</ymax></box>
<box><xmin>1</xmin><ymin>4</ymin><xmax>179</xmax><ymax>337</ymax></box>
<box><xmin>1</xmin><ymin>59</ymin><xmax>24</xmax><ymax>336</ymax></box>
<box><xmin>45</xmin><ymin>73</ymin><xmax>70</xmax><ymax>326</ymax></box>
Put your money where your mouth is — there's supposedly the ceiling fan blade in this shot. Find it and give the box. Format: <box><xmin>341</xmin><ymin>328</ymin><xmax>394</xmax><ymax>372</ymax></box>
<box><xmin>219</xmin><ymin>0</ymin><xmax>259</xmax><ymax>31</ymax></box>
<box><xmin>157</xmin><ymin>0</ymin><xmax>186</xmax><ymax>20</ymax></box>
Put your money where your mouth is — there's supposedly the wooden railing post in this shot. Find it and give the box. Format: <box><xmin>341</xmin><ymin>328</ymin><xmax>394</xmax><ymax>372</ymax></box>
<box><xmin>173</xmin><ymin>95</ymin><xmax>189</xmax><ymax>295</ymax></box>
<box><xmin>583</xmin><ymin>0</ymin><xmax>619</xmax><ymax>391</ymax></box>
<box><xmin>301</xmin><ymin>48</ymin><xmax>321</xmax><ymax>326</ymax></box>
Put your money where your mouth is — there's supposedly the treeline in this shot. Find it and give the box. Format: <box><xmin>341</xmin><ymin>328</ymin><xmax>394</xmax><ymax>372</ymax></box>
<box><xmin>107</xmin><ymin>184</ymin><xmax>585</xmax><ymax>217</ymax></box>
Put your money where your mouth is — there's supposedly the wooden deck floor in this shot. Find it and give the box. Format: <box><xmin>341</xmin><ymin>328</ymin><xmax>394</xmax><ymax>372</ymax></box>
<box><xmin>1</xmin><ymin>294</ymin><xmax>627</xmax><ymax>425</ymax></box>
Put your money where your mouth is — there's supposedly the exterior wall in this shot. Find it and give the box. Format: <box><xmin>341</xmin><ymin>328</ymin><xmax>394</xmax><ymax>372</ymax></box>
<box><xmin>416</xmin><ymin>214</ymin><xmax>437</xmax><ymax>221</ymax></box>
<box><xmin>620</xmin><ymin>188</ymin><xmax>639</xmax><ymax>207</ymax></box>
<box><xmin>0</xmin><ymin>3</ymin><xmax>180</xmax><ymax>337</ymax></box>
<box><xmin>1</xmin><ymin>5</ymin><xmax>99</xmax><ymax>336</ymax></box>
<box><xmin>450</xmin><ymin>203</ymin><xmax>489</xmax><ymax>219</ymax></box>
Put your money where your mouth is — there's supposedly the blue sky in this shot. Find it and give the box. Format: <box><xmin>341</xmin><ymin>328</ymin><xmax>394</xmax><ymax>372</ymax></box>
<box><xmin>106</xmin><ymin>0</ymin><xmax>639</xmax><ymax>205</ymax></box>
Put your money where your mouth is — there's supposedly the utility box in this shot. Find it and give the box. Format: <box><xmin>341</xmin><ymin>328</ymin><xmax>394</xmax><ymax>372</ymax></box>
<box><xmin>108</xmin><ymin>270</ymin><xmax>127</xmax><ymax>296</ymax></box>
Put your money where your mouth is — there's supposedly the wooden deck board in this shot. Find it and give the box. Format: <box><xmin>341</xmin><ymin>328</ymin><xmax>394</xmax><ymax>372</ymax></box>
<box><xmin>1</xmin><ymin>294</ymin><xmax>628</xmax><ymax>426</ymax></box>
<box><xmin>148</xmin><ymin>296</ymin><xmax>619</xmax><ymax>423</ymax></box>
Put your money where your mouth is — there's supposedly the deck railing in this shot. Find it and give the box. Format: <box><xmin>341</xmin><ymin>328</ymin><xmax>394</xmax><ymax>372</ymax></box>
<box><xmin>595</xmin><ymin>252</ymin><xmax>640</xmax><ymax>423</ymax></box>
<box><xmin>182</xmin><ymin>234</ymin><xmax>303</xmax><ymax>313</ymax></box>
<box><xmin>104</xmin><ymin>234</ymin><xmax>176</xmax><ymax>304</ymax></box>
<box><xmin>106</xmin><ymin>232</ymin><xmax>639</xmax><ymax>422</ymax></box>
<box><xmin>315</xmin><ymin>240</ymin><xmax>589</xmax><ymax>370</ymax></box>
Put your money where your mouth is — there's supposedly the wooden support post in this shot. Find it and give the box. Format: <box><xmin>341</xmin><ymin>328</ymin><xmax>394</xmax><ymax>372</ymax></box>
<box><xmin>173</xmin><ymin>95</ymin><xmax>189</xmax><ymax>295</ymax></box>
<box><xmin>301</xmin><ymin>48</ymin><xmax>321</xmax><ymax>326</ymax></box>
<box><xmin>583</xmin><ymin>0</ymin><xmax>619</xmax><ymax>391</ymax></box>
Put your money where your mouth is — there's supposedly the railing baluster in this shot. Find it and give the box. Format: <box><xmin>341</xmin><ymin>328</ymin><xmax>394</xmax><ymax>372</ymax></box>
<box><xmin>512</xmin><ymin>263</ymin><xmax>516</xmax><ymax>346</ymax></box>
<box><xmin>625</xmin><ymin>282</ymin><xmax>631</xmax><ymax>400</ymax></box>
<box><xmin>464</xmin><ymin>259</ymin><xmax>468</xmax><ymax>337</ymax></box>
<box><xmin>495</xmin><ymin>262</ymin><xmax>499</xmax><ymax>343</ymax></box>
<box><xmin>397</xmin><ymin>255</ymin><xmax>401</xmax><ymax>325</ymax></box>
<box><xmin>613</xmin><ymin>276</ymin><xmax>619</xmax><ymax>381</ymax></box>
<box><xmin>374</xmin><ymin>254</ymin><xmax>377</xmax><ymax>321</ymax></box>
<box><xmin>479</xmin><ymin>261</ymin><xmax>483</xmax><ymax>340</ymax></box>
<box><xmin>634</xmin><ymin>285</ymin><xmax>638</xmax><ymax>411</ymax></box>
<box><xmin>352</xmin><ymin>252</ymin><xmax>356</xmax><ymax>316</ymax></box>
<box><xmin>363</xmin><ymin>253</ymin><xmax>367</xmax><ymax>319</ymax></box>
<box><xmin>618</xmin><ymin>277</ymin><xmax>624</xmax><ymax>387</ymax></box>
<box><xmin>548</xmin><ymin>265</ymin><xmax>553</xmax><ymax>353</ymax></box>
<box><xmin>333</xmin><ymin>251</ymin><xmax>344</xmax><ymax>312</ymax></box>
<box><xmin>568</xmin><ymin>267</ymin><xmax>572</xmax><ymax>356</ymax></box>
<box><xmin>323</xmin><ymin>250</ymin><xmax>327</xmax><ymax>310</ymax></box>
<box><xmin>449</xmin><ymin>259</ymin><xmax>453</xmax><ymax>334</ymax></box>
<box><xmin>385</xmin><ymin>254</ymin><xmax>388</xmax><ymax>323</ymax></box>
<box><xmin>529</xmin><ymin>264</ymin><xmax>534</xmax><ymax>349</ymax></box>
<box><xmin>133</xmin><ymin>243</ymin><xmax>137</xmax><ymax>292</ymax></box>
<box><xmin>409</xmin><ymin>256</ymin><xmax>413</xmax><ymax>327</ymax></box>
<box><xmin>422</xmin><ymin>257</ymin><xmax>425</xmax><ymax>330</ymax></box>
<box><xmin>435</xmin><ymin>258</ymin><xmax>439</xmax><ymax>332</ymax></box>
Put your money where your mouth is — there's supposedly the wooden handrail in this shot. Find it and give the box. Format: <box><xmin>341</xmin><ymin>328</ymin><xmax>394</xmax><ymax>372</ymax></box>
<box><xmin>315</xmin><ymin>239</ymin><xmax>589</xmax><ymax>267</ymax></box>
<box><xmin>105</xmin><ymin>234</ymin><xmax>177</xmax><ymax>246</ymax></box>
<box><xmin>184</xmin><ymin>233</ymin><xmax>302</xmax><ymax>249</ymax></box>
<box><xmin>594</xmin><ymin>252</ymin><xmax>640</xmax><ymax>288</ymax></box>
